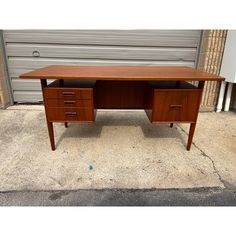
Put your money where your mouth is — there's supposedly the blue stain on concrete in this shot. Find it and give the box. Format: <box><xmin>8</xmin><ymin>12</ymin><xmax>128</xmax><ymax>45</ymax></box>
<box><xmin>88</xmin><ymin>165</ymin><xmax>93</xmax><ymax>171</ymax></box>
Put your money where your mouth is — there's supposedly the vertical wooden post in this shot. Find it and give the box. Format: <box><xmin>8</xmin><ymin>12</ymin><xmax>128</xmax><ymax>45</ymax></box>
<box><xmin>40</xmin><ymin>79</ymin><xmax>47</xmax><ymax>88</ymax></box>
<box><xmin>187</xmin><ymin>123</ymin><xmax>196</xmax><ymax>150</ymax></box>
<box><xmin>40</xmin><ymin>79</ymin><xmax>56</xmax><ymax>151</ymax></box>
<box><xmin>198</xmin><ymin>81</ymin><xmax>205</xmax><ymax>89</ymax></box>
<box><xmin>185</xmin><ymin>81</ymin><xmax>205</xmax><ymax>151</ymax></box>
<box><xmin>59</xmin><ymin>79</ymin><xmax>64</xmax><ymax>87</ymax></box>
<box><xmin>176</xmin><ymin>81</ymin><xmax>181</xmax><ymax>88</ymax></box>
<box><xmin>47</xmin><ymin>121</ymin><xmax>56</xmax><ymax>150</ymax></box>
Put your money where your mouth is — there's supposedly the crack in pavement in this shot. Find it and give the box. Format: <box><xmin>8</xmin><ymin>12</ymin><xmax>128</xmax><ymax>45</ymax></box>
<box><xmin>177</xmin><ymin>125</ymin><xmax>226</xmax><ymax>188</ymax></box>
<box><xmin>48</xmin><ymin>176</ymin><xmax>63</xmax><ymax>187</ymax></box>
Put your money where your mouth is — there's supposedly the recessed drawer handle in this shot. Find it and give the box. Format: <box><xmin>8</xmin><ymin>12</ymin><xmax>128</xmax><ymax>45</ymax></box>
<box><xmin>62</xmin><ymin>92</ymin><xmax>75</xmax><ymax>96</ymax></box>
<box><xmin>170</xmin><ymin>105</ymin><xmax>183</xmax><ymax>109</ymax></box>
<box><xmin>64</xmin><ymin>112</ymin><xmax>77</xmax><ymax>116</ymax></box>
<box><xmin>64</xmin><ymin>101</ymin><xmax>76</xmax><ymax>104</ymax></box>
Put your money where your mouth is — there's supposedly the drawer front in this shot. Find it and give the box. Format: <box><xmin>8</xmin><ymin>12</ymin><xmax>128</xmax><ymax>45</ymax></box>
<box><xmin>46</xmin><ymin>99</ymin><xmax>93</xmax><ymax>108</ymax></box>
<box><xmin>152</xmin><ymin>90</ymin><xmax>201</xmax><ymax>122</ymax></box>
<box><xmin>46</xmin><ymin>107</ymin><xmax>95</xmax><ymax>122</ymax></box>
<box><xmin>44</xmin><ymin>88</ymin><xmax>93</xmax><ymax>100</ymax></box>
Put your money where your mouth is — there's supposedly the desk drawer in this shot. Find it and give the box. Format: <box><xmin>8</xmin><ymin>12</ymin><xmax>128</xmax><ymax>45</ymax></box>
<box><xmin>152</xmin><ymin>90</ymin><xmax>201</xmax><ymax>122</ymax></box>
<box><xmin>44</xmin><ymin>88</ymin><xmax>93</xmax><ymax>100</ymax></box>
<box><xmin>46</xmin><ymin>99</ymin><xmax>93</xmax><ymax>108</ymax></box>
<box><xmin>46</xmin><ymin>107</ymin><xmax>95</xmax><ymax>122</ymax></box>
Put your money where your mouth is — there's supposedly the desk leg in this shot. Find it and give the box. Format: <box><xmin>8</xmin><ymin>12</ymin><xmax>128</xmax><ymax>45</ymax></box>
<box><xmin>59</xmin><ymin>79</ymin><xmax>64</xmax><ymax>87</ymax></box>
<box><xmin>187</xmin><ymin>123</ymin><xmax>196</xmax><ymax>151</ymax></box>
<box><xmin>170</xmin><ymin>123</ymin><xmax>173</xmax><ymax>128</ymax></box>
<box><xmin>47</xmin><ymin>121</ymin><xmax>55</xmax><ymax>151</ymax></box>
<box><xmin>64</xmin><ymin>122</ymin><xmax>68</xmax><ymax>128</ymax></box>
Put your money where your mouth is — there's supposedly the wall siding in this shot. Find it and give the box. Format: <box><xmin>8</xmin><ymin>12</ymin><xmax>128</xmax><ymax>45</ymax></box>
<box><xmin>3</xmin><ymin>30</ymin><xmax>201</xmax><ymax>102</ymax></box>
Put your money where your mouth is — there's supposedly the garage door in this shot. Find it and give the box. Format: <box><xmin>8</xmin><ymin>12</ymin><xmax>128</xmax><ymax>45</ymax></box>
<box><xmin>3</xmin><ymin>30</ymin><xmax>202</xmax><ymax>103</ymax></box>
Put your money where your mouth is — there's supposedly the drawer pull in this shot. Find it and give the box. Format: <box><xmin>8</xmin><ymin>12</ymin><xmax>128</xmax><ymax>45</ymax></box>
<box><xmin>64</xmin><ymin>101</ymin><xmax>76</xmax><ymax>105</ymax></box>
<box><xmin>169</xmin><ymin>105</ymin><xmax>182</xmax><ymax>109</ymax></box>
<box><xmin>62</xmin><ymin>92</ymin><xmax>75</xmax><ymax>96</ymax></box>
<box><xmin>64</xmin><ymin>112</ymin><xmax>77</xmax><ymax>117</ymax></box>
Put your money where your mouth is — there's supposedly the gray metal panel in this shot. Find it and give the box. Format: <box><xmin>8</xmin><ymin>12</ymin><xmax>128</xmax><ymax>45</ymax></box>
<box><xmin>8</xmin><ymin>58</ymin><xmax>195</xmax><ymax>78</ymax></box>
<box><xmin>11</xmin><ymin>78</ymin><xmax>54</xmax><ymax>91</ymax></box>
<box><xmin>6</xmin><ymin>43</ymin><xmax>196</xmax><ymax>61</ymax></box>
<box><xmin>13</xmin><ymin>91</ymin><xmax>43</xmax><ymax>102</ymax></box>
<box><xmin>11</xmin><ymin>78</ymin><xmax>96</xmax><ymax>91</ymax></box>
<box><xmin>4</xmin><ymin>30</ymin><xmax>201</xmax><ymax>47</ymax></box>
<box><xmin>3</xmin><ymin>30</ymin><xmax>201</xmax><ymax>103</ymax></box>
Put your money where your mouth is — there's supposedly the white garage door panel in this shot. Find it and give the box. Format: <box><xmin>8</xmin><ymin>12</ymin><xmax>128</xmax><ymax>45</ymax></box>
<box><xmin>11</xmin><ymin>79</ymin><xmax>54</xmax><ymax>91</ymax></box>
<box><xmin>11</xmin><ymin>78</ymin><xmax>96</xmax><ymax>91</ymax></box>
<box><xmin>3</xmin><ymin>30</ymin><xmax>201</xmax><ymax>103</ymax></box>
<box><xmin>6</xmin><ymin>44</ymin><xmax>196</xmax><ymax>61</ymax></box>
<box><xmin>8</xmin><ymin>58</ymin><xmax>195</xmax><ymax>78</ymax></box>
<box><xmin>4</xmin><ymin>30</ymin><xmax>200</xmax><ymax>47</ymax></box>
<box><xmin>13</xmin><ymin>91</ymin><xmax>43</xmax><ymax>102</ymax></box>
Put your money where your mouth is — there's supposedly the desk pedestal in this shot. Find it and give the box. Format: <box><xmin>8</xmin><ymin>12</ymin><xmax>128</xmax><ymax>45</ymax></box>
<box><xmin>41</xmin><ymin>79</ymin><xmax>204</xmax><ymax>151</ymax></box>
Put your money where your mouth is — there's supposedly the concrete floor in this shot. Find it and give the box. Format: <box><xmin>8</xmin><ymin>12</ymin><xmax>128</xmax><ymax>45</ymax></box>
<box><xmin>0</xmin><ymin>105</ymin><xmax>236</xmax><ymax>205</ymax></box>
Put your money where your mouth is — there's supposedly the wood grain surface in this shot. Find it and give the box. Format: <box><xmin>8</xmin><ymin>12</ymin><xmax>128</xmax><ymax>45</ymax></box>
<box><xmin>20</xmin><ymin>65</ymin><xmax>224</xmax><ymax>81</ymax></box>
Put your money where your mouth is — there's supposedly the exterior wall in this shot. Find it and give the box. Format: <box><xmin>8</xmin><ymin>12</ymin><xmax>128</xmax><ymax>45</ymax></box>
<box><xmin>4</xmin><ymin>30</ymin><xmax>201</xmax><ymax>103</ymax></box>
<box><xmin>0</xmin><ymin>33</ymin><xmax>11</xmax><ymax>108</ymax></box>
<box><xmin>197</xmin><ymin>30</ymin><xmax>227</xmax><ymax>111</ymax></box>
<box><xmin>0</xmin><ymin>30</ymin><xmax>228</xmax><ymax>110</ymax></box>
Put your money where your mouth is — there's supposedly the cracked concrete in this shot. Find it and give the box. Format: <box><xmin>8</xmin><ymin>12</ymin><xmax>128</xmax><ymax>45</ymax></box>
<box><xmin>177</xmin><ymin>111</ymin><xmax>236</xmax><ymax>189</ymax></box>
<box><xmin>177</xmin><ymin>125</ymin><xmax>226</xmax><ymax>188</ymax></box>
<box><xmin>0</xmin><ymin>106</ymin><xmax>235</xmax><ymax>193</ymax></box>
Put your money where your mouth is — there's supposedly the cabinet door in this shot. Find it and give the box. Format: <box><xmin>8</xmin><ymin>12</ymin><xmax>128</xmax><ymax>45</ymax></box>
<box><xmin>152</xmin><ymin>90</ymin><xmax>201</xmax><ymax>122</ymax></box>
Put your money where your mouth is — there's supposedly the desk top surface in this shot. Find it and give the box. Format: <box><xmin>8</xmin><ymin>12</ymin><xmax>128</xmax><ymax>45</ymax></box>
<box><xmin>20</xmin><ymin>65</ymin><xmax>224</xmax><ymax>81</ymax></box>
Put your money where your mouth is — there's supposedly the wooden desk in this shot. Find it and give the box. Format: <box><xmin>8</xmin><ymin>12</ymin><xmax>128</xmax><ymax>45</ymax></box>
<box><xmin>20</xmin><ymin>66</ymin><xmax>224</xmax><ymax>151</ymax></box>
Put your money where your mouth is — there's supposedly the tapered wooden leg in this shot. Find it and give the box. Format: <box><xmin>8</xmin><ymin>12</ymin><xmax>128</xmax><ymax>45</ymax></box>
<box><xmin>64</xmin><ymin>122</ymin><xmax>68</xmax><ymax>128</ymax></box>
<box><xmin>170</xmin><ymin>123</ymin><xmax>173</xmax><ymax>128</ymax></box>
<box><xmin>47</xmin><ymin>121</ymin><xmax>55</xmax><ymax>151</ymax></box>
<box><xmin>187</xmin><ymin>123</ymin><xmax>196</xmax><ymax>151</ymax></box>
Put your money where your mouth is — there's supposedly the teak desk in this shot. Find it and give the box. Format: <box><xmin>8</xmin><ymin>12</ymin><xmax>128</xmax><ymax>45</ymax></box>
<box><xmin>20</xmin><ymin>66</ymin><xmax>224</xmax><ymax>151</ymax></box>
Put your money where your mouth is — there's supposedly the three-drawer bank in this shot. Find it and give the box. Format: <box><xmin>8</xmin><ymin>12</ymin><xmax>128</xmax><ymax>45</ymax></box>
<box><xmin>43</xmin><ymin>81</ymin><xmax>96</xmax><ymax>123</ymax></box>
